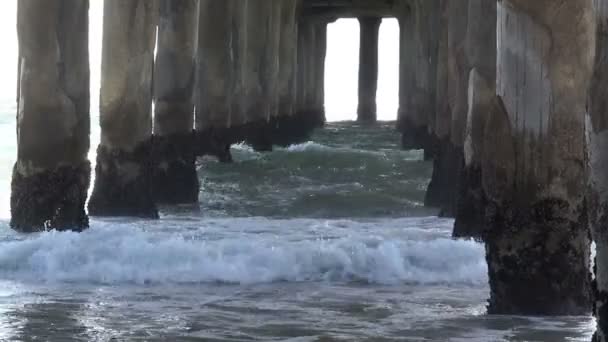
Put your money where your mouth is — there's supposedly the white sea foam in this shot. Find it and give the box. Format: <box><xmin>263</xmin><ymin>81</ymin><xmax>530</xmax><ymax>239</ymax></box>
<box><xmin>0</xmin><ymin>225</ymin><xmax>487</xmax><ymax>286</ymax></box>
<box><xmin>284</xmin><ymin>141</ymin><xmax>332</xmax><ymax>153</ymax></box>
<box><xmin>281</xmin><ymin>142</ymin><xmax>424</xmax><ymax>163</ymax></box>
<box><xmin>283</xmin><ymin>142</ymin><xmax>382</xmax><ymax>156</ymax></box>
<box><xmin>231</xmin><ymin>142</ymin><xmax>257</xmax><ymax>153</ymax></box>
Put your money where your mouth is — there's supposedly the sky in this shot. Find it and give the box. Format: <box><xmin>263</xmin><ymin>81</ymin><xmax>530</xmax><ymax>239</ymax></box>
<box><xmin>326</xmin><ymin>18</ymin><xmax>399</xmax><ymax>122</ymax></box>
<box><xmin>0</xmin><ymin>1</ymin><xmax>17</xmax><ymax>109</ymax></box>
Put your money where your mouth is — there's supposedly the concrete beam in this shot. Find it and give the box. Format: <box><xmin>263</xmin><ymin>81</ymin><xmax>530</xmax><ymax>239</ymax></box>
<box><xmin>589</xmin><ymin>0</ymin><xmax>608</xmax><ymax>339</ymax></box>
<box><xmin>278</xmin><ymin>0</ymin><xmax>299</xmax><ymax>118</ymax></box>
<box><xmin>242</xmin><ymin>0</ymin><xmax>275</xmax><ymax>151</ymax></box>
<box><xmin>88</xmin><ymin>0</ymin><xmax>159</xmax><ymax>218</ymax></box>
<box><xmin>313</xmin><ymin>21</ymin><xmax>328</xmax><ymax>126</ymax></box>
<box><xmin>429</xmin><ymin>0</ymin><xmax>469</xmax><ymax>218</ymax></box>
<box><xmin>295</xmin><ymin>18</ymin><xmax>328</xmax><ymax>128</ymax></box>
<box><xmin>295</xmin><ymin>19</ymin><xmax>315</xmax><ymax>129</ymax></box>
<box><xmin>433</xmin><ymin>0</ymin><xmax>449</xmax><ymax>144</ymax></box>
<box><xmin>301</xmin><ymin>0</ymin><xmax>397</xmax><ymax>19</ymax></box>
<box><xmin>398</xmin><ymin>0</ymin><xmax>439</xmax><ymax>152</ymax></box>
<box><xmin>153</xmin><ymin>0</ymin><xmax>200</xmax><ymax>205</ymax></box>
<box><xmin>483</xmin><ymin>0</ymin><xmax>594</xmax><ymax>315</ymax></box>
<box><xmin>12</xmin><ymin>0</ymin><xmax>90</xmax><ymax>232</ymax></box>
<box><xmin>414</xmin><ymin>0</ymin><xmax>441</xmax><ymax>154</ymax></box>
<box><xmin>269</xmin><ymin>0</ymin><xmax>320</xmax><ymax>146</ymax></box>
<box><xmin>447</xmin><ymin>1</ymin><xmax>470</xmax><ymax>153</ymax></box>
<box><xmin>269</xmin><ymin>0</ymin><xmax>283</xmax><ymax>120</ymax></box>
<box><xmin>357</xmin><ymin>16</ymin><xmax>381</xmax><ymax>123</ymax></box>
<box><xmin>423</xmin><ymin>0</ymin><xmax>462</xmax><ymax>216</ymax></box>
<box><xmin>453</xmin><ymin>0</ymin><xmax>496</xmax><ymax>239</ymax></box>
<box><xmin>196</xmin><ymin>0</ymin><xmax>236</xmax><ymax>131</ymax></box>
<box><xmin>397</xmin><ymin>3</ymin><xmax>417</xmax><ymax>146</ymax></box>
<box><xmin>195</xmin><ymin>0</ymin><xmax>241</xmax><ymax>161</ymax></box>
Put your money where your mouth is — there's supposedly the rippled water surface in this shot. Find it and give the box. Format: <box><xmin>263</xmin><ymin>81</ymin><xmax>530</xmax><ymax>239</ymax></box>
<box><xmin>0</xmin><ymin>122</ymin><xmax>595</xmax><ymax>341</ymax></box>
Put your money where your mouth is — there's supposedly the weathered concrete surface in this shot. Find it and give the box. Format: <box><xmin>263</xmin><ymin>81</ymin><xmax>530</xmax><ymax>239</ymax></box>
<box><xmin>278</xmin><ymin>0</ymin><xmax>299</xmax><ymax>119</ymax></box>
<box><xmin>195</xmin><ymin>0</ymin><xmax>241</xmax><ymax>161</ymax></box>
<box><xmin>295</xmin><ymin>18</ymin><xmax>327</xmax><ymax>130</ymax></box>
<box><xmin>267</xmin><ymin>0</ymin><xmax>322</xmax><ymax>147</ymax></box>
<box><xmin>435</xmin><ymin>0</ymin><xmax>469</xmax><ymax>218</ymax></box>
<box><xmin>154</xmin><ymin>0</ymin><xmax>199</xmax><ymax>205</ymax></box>
<box><xmin>424</xmin><ymin>0</ymin><xmax>461</xmax><ymax>217</ymax></box>
<box><xmin>357</xmin><ymin>17</ymin><xmax>381</xmax><ymax>123</ymax></box>
<box><xmin>419</xmin><ymin>0</ymin><xmax>441</xmax><ymax>158</ymax></box>
<box><xmin>292</xmin><ymin>18</ymin><xmax>327</xmax><ymax>143</ymax></box>
<box><xmin>397</xmin><ymin>2</ymin><xmax>422</xmax><ymax>149</ymax></box>
<box><xmin>195</xmin><ymin>1</ymin><xmax>315</xmax><ymax>155</ymax></box>
<box><xmin>312</xmin><ymin>21</ymin><xmax>328</xmax><ymax>126</ymax></box>
<box><xmin>196</xmin><ymin>0</ymin><xmax>237</xmax><ymax>131</ymax></box>
<box><xmin>397</xmin><ymin>0</ymin><xmax>440</xmax><ymax>153</ymax></box>
<box><xmin>404</xmin><ymin>0</ymin><xmax>441</xmax><ymax>153</ymax></box>
<box><xmin>241</xmin><ymin>0</ymin><xmax>275</xmax><ymax>151</ymax></box>
<box><xmin>447</xmin><ymin>2</ymin><xmax>470</xmax><ymax>153</ymax></box>
<box><xmin>12</xmin><ymin>0</ymin><xmax>90</xmax><ymax>232</ymax></box>
<box><xmin>483</xmin><ymin>0</ymin><xmax>594</xmax><ymax>315</ymax></box>
<box><xmin>432</xmin><ymin>0</ymin><xmax>449</xmax><ymax>146</ymax></box>
<box><xmin>453</xmin><ymin>0</ymin><xmax>496</xmax><ymax>240</ymax></box>
<box><xmin>452</xmin><ymin>69</ymin><xmax>493</xmax><ymax>240</ymax></box>
<box><xmin>424</xmin><ymin>0</ymin><xmax>447</xmax><ymax>208</ymax></box>
<box><xmin>589</xmin><ymin>0</ymin><xmax>608</xmax><ymax>339</ymax></box>
<box><xmin>269</xmin><ymin>0</ymin><xmax>283</xmax><ymax>120</ymax></box>
<box><xmin>295</xmin><ymin>19</ymin><xmax>314</xmax><ymax>128</ymax></box>
<box><xmin>89</xmin><ymin>0</ymin><xmax>159</xmax><ymax>218</ymax></box>
<box><xmin>303</xmin><ymin>0</ymin><xmax>397</xmax><ymax>19</ymax></box>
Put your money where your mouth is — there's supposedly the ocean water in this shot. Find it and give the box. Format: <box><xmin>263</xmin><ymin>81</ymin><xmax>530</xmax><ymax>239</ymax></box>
<box><xmin>0</xmin><ymin>2</ymin><xmax>596</xmax><ymax>339</ymax></box>
<box><xmin>0</xmin><ymin>118</ymin><xmax>596</xmax><ymax>341</ymax></box>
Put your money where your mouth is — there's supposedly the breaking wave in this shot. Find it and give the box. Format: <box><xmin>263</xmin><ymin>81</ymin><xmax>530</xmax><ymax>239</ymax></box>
<box><xmin>200</xmin><ymin>139</ymin><xmax>433</xmax><ymax>218</ymax></box>
<box><xmin>0</xmin><ymin>225</ymin><xmax>487</xmax><ymax>286</ymax></box>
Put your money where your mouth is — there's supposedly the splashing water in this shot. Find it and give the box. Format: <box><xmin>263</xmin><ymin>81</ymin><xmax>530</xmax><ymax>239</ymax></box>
<box><xmin>0</xmin><ymin>122</ymin><xmax>595</xmax><ymax>341</ymax></box>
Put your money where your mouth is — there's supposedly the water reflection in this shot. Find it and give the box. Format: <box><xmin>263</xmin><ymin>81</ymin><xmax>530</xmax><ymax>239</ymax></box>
<box><xmin>6</xmin><ymin>299</ymin><xmax>87</xmax><ymax>341</ymax></box>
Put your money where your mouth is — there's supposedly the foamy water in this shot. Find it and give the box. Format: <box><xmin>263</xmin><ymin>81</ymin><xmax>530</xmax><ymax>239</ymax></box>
<box><xmin>0</xmin><ymin>219</ymin><xmax>486</xmax><ymax>286</ymax></box>
<box><xmin>0</xmin><ymin>123</ymin><xmax>595</xmax><ymax>340</ymax></box>
<box><xmin>0</xmin><ymin>3</ymin><xmax>596</xmax><ymax>338</ymax></box>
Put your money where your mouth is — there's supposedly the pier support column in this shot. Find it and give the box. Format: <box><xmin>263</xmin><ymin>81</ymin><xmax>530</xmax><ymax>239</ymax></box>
<box><xmin>269</xmin><ymin>0</ymin><xmax>283</xmax><ymax>120</ymax></box>
<box><xmin>425</xmin><ymin>0</ymin><xmax>467</xmax><ymax>217</ymax></box>
<box><xmin>589</xmin><ymin>1</ymin><xmax>608</xmax><ymax>340</ymax></box>
<box><xmin>357</xmin><ymin>17</ymin><xmax>381</xmax><ymax>124</ymax></box>
<box><xmin>154</xmin><ymin>0</ymin><xmax>199</xmax><ymax>204</ymax></box>
<box><xmin>195</xmin><ymin>0</ymin><xmax>240</xmax><ymax>161</ymax></box>
<box><xmin>295</xmin><ymin>17</ymin><xmax>327</xmax><ymax>130</ymax></box>
<box><xmin>397</xmin><ymin>4</ymin><xmax>422</xmax><ymax>148</ymax></box>
<box><xmin>425</xmin><ymin>0</ymin><xmax>451</xmax><ymax>212</ymax></box>
<box><xmin>483</xmin><ymin>0</ymin><xmax>593</xmax><ymax>315</ymax></box>
<box><xmin>278</xmin><ymin>1</ymin><xmax>299</xmax><ymax>119</ymax></box>
<box><xmin>418</xmin><ymin>0</ymin><xmax>441</xmax><ymax>161</ymax></box>
<box><xmin>398</xmin><ymin>1</ymin><xmax>440</xmax><ymax>152</ymax></box>
<box><xmin>88</xmin><ymin>0</ymin><xmax>159</xmax><ymax>218</ymax></box>
<box><xmin>453</xmin><ymin>0</ymin><xmax>496</xmax><ymax>240</ymax></box>
<box><xmin>295</xmin><ymin>19</ymin><xmax>314</xmax><ymax>131</ymax></box>
<box><xmin>312</xmin><ymin>21</ymin><xmax>328</xmax><ymax>127</ymax></box>
<box><xmin>243</xmin><ymin>0</ymin><xmax>275</xmax><ymax>151</ymax></box>
<box><xmin>398</xmin><ymin>1</ymin><xmax>435</xmax><ymax>150</ymax></box>
<box><xmin>272</xmin><ymin>0</ymin><xmax>313</xmax><ymax>146</ymax></box>
<box><xmin>12</xmin><ymin>0</ymin><xmax>90</xmax><ymax>231</ymax></box>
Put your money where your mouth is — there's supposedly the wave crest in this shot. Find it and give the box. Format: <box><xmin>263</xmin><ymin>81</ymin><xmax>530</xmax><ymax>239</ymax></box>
<box><xmin>0</xmin><ymin>227</ymin><xmax>487</xmax><ymax>286</ymax></box>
